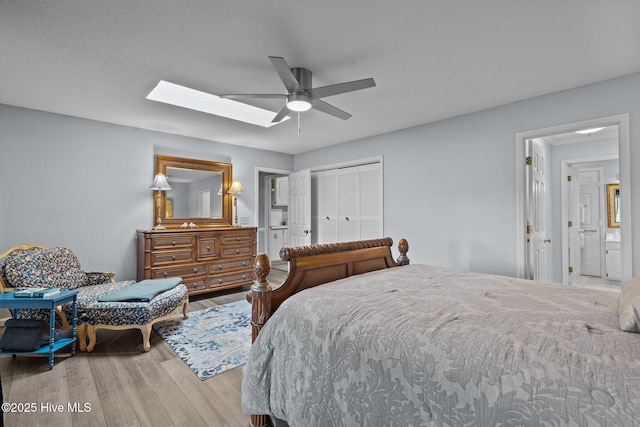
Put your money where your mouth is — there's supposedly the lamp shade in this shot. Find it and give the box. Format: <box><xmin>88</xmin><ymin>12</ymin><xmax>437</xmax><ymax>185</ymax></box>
<box><xmin>228</xmin><ymin>179</ymin><xmax>244</xmax><ymax>195</ymax></box>
<box><xmin>150</xmin><ymin>173</ymin><xmax>172</xmax><ymax>191</ymax></box>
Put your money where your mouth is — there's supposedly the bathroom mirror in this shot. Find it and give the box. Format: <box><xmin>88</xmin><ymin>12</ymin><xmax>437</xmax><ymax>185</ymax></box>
<box><xmin>154</xmin><ymin>155</ymin><xmax>233</xmax><ymax>228</ymax></box>
<box><xmin>606</xmin><ymin>183</ymin><xmax>620</xmax><ymax>228</ymax></box>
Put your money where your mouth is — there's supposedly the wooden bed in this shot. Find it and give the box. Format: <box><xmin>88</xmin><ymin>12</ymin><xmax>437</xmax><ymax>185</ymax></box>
<box><xmin>246</xmin><ymin>237</ymin><xmax>409</xmax><ymax>427</ymax></box>
<box><xmin>243</xmin><ymin>237</ymin><xmax>640</xmax><ymax>427</ymax></box>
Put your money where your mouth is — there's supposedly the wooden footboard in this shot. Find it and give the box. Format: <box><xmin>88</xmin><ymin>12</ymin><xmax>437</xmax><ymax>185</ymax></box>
<box><xmin>246</xmin><ymin>237</ymin><xmax>409</xmax><ymax>427</ymax></box>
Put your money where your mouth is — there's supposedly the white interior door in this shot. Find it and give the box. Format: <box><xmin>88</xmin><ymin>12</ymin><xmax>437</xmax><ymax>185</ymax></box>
<box><xmin>527</xmin><ymin>139</ymin><xmax>550</xmax><ymax>282</ymax></box>
<box><xmin>312</xmin><ymin>170</ymin><xmax>338</xmax><ymax>244</ymax></box>
<box><xmin>567</xmin><ymin>165</ymin><xmax>582</xmax><ymax>285</ymax></box>
<box><xmin>288</xmin><ymin>169</ymin><xmax>312</xmax><ymax>246</ymax></box>
<box><xmin>579</xmin><ymin>169</ymin><xmax>603</xmax><ymax>277</ymax></box>
<box><xmin>338</xmin><ymin>167</ymin><xmax>358</xmax><ymax>242</ymax></box>
<box><xmin>358</xmin><ymin>163</ymin><xmax>383</xmax><ymax>239</ymax></box>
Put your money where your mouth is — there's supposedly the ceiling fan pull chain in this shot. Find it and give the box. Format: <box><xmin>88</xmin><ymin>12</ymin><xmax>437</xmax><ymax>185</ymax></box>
<box><xmin>297</xmin><ymin>112</ymin><xmax>301</xmax><ymax>138</ymax></box>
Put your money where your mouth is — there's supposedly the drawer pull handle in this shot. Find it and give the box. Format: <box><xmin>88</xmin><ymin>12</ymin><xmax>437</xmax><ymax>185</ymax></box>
<box><xmin>242</xmin><ymin>274</ymin><xmax>246</xmax><ymax>280</ymax></box>
<box><xmin>236</xmin><ymin>237</ymin><xmax>240</xmax><ymax>241</ymax></box>
<box><xmin>218</xmin><ymin>279</ymin><xmax>223</xmax><ymax>284</ymax></box>
<box><xmin>193</xmin><ymin>268</ymin><xmax>198</xmax><ymax>273</ymax></box>
<box><xmin>163</xmin><ymin>272</ymin><xmax>168</xmax><ymax>277</ymax></box>
<box><xmin>218</xmin><ymin>265</ymin><xmax>223</xmax><ymax>270</ymax></box>
<box><xmin>206</xmin><ymin>245</ymin><xmax>210</xmax><ymax>251</ymax></box>
<box><xmin>172</xmin><ymin>255</ymin><xmax>176</xmax><ymax>260</ymax></box>
<box><xmin>235</xmin><ymin>249</ymin><xmax>240</xmax><ymax>254</ymax></box>
<box><xmin>242</xmin><ymin>261</ymin><xmax>246</xmax><ymax>266</ymax></box>
<box><xmin>171</xmin><ymin>241</ymin><xmax>176</xmax><ymax>246</ymax></box>
<box><xmin>192</xmin><ymin>283</ymin><xmax>197</xmax><ymax>288</ymax></box>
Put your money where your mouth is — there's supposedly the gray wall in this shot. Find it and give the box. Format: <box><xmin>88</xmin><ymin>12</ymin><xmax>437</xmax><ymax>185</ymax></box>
<box><xmin>295</xmin><ymin>72</ymin><xmax>640</xmax><ymax>279</ymax></box>
<box><xmin>2</xmin><ymin>71</ymin><xmax>639</xmax><ymax>283</ymax></box>
<box><xmin>0</xmin><ymin>105</ymin><xmax>293</xmax><ymax>280</ymax></box>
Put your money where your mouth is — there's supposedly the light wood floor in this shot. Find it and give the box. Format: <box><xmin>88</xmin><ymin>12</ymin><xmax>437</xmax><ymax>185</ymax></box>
<box><xmin>0</xmin><ymin>269</ymin><xmax>288</xmax><ymax>427</ymax></box>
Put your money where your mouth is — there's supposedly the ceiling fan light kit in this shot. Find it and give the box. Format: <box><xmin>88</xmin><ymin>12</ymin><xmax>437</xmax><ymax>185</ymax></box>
<box><xmin>286</xmin><ymin>93</ymin><xmax>312</xmax><ymax>112</ymax></box>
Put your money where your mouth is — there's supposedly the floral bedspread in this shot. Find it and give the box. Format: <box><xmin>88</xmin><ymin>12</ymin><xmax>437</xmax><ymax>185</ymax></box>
<box><xmin>242</xmin><ymin>264</ymin><xmax>640</xmax><ymax>426</ymax></box>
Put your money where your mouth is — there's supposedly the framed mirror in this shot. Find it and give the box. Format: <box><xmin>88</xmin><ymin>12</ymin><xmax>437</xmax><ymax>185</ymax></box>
<box><xmin>154</xmin><ymin>155</ymin><xmax>233</xmax><ymax>228</ymax></box>
<box><xmin>606</xmin><ymin>183</ymin><xmax>620</xmax><ymax>228</ymax></box>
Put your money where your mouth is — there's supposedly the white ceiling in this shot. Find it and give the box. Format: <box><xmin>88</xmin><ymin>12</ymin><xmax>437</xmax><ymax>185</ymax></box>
<box><xmin>2</xmin><ymin>1</ymin><xmax>640</xmax><ymax>155</ymax></box>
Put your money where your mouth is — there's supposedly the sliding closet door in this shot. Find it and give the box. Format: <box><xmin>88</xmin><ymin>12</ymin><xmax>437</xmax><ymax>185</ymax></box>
<box><xmin>312</xmin><ymin>170</ymin><xmax>338</xmax><ymax>244</ymax></box>
<box><xmin>312</xmin><ymin>162</ymin><xmax>383</xmax><ymax>245</ymax></box>
<box><xmin>338</xmin><ymin>167</ymin><xmax>359</xmax><ymax>241</ymax></box>
<box><xmin>358</xmin><ymin>163</ymin><xmax>383</xmax><ymax>239</ymax></box>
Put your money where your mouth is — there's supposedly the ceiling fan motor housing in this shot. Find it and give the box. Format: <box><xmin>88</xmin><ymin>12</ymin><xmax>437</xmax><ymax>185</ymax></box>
<box><xmin>291</xmin><ymin>67</ymin><xmax>312</xmax><ymax>90</ymax></box>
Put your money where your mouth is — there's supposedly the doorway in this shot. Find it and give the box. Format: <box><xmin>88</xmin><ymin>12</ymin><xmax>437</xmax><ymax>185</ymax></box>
<box><xmin>515</xmin><ymin>114</ymin><xmax>632</xmax><ymax>285</ymax></box>
<box><xmin>254</xmin><ymin>166</ymin><xmax>293</xmax><ymax>258</ymax></box>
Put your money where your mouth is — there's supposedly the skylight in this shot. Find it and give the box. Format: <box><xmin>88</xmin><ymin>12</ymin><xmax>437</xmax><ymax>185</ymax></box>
<box><xmin>146</xmin><ymin>81</ymin><xmax>288</xmax><ymax>128</ymax></box>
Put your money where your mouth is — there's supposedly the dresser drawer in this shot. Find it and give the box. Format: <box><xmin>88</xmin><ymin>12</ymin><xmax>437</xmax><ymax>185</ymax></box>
<box><xmin>209</xmin><ymin>258</ymin><xmax>252</xmax><ymax>274</ymax></box>
<box><xmin>209</xmin><ymin>270</ymin><xmax>253</xmax><ymax>289</ymax></box>
<box><xmin>151</xmin><ymin>250</ymin><xmax>194</xmax><ymax>265</ymax></box>
<box><xmin>151</xmin><ymin>263</ymin><xmax>206</xmax><ymax>279</ymax></box>
<box><xmin>220</xmin><ymin>232</ymin><xmax>255</xmax><ymax>245</ymax></box>
<box><xmin>197</xmin><ymin>237</ymin><xmax>220</xmax><ymax>260</ymax></box>
<box><xmin>182</xmin><ymin>276</ymin><xmax>208</xmax><ymax>293</ymax></box>
<box><xmin>151</xmin><ymin>235</ymin><xmax>194</xmax><ymax>250</ymax></box>
<box><xmin>220</xmin><ymin>244</ymin><xmax>253</xmax><ymax>258</ymax></box>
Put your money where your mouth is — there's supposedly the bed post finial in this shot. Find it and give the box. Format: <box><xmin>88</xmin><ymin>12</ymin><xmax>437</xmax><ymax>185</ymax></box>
<box><xmin>397</xmin><ymin>238</ymin><xmax>410</xmax><ymax>265</ymax></box>
<box><xmin>248</xmin><ymin>253</ymin><xmax>272</xmax><ymax>344</ymax></box>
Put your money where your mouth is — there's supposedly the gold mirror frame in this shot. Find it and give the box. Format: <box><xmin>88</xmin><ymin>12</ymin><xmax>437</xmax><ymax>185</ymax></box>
<box><xmin>606</xmin><ymin>183</ymin><xmax>620</xmax><ymax>229</ymax></box>
<box><xmin>154</xmin><ymin>155</ymin><xmax>233</xmax><ymax>228</ymax></box>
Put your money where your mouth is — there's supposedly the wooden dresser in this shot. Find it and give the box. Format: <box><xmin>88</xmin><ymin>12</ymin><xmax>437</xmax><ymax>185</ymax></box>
<box><xmin>136</xmin><ymin>227</ymin><xmax>257</xmax><ymax>296</ymax></box>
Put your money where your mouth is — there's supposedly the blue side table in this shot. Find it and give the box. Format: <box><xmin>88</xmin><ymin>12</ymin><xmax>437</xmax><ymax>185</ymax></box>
<box><xmin>0</xmin><ymin>289</ymin><xmax>78</xmax><ymax>370</ymax></box>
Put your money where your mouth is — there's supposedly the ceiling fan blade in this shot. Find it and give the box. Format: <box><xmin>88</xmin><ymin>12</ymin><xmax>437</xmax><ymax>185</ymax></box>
<box><xmin>307</xmin><ymin>78</ymin><xmax>376</xmax><ymax>99</ymax></box>
<box><xmin>271</xmin><ymin>104</ymin><xmax>290</xmax><ymax>123</ymax></box>
<box><xmin>219</xmin><ymin>94</ymin><xmax>285</xmax><ymax>99</ymax></box>
<box><xmin>269</xmin><ymin>56</ymin><xmax>302</xmax><ymax>93</ymax></box>
<box><xmin>312</xmin><ymin>100</ymin><xmax>352</xmax><ymax>120</ymax></box>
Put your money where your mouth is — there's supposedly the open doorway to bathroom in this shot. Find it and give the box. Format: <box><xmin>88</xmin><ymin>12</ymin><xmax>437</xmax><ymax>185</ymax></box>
<box><xmin>254</xmin><ymin>167</ymin><xmax>292</xmax><ymax>272</ymax></box>
<box><xmin>515</xmin><ymin>114</ymin><xmax>632</xmax><ymax>288</ymax></box>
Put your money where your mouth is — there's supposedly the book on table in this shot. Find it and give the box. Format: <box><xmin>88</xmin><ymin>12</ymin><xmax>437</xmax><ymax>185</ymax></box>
<box><xmin>13</xmin><ymin>287</ymin><xmax>61</xmax><ymax>298</ymax></box>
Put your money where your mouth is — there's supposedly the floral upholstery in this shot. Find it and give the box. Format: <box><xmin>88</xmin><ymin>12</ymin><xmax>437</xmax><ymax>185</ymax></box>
<box><xmin>0</xmin><ymin>246</ymin><xmax>43</xmax><ymax>288</ymax></box>
<box><xmin>1</xmin><ymin>245</ymin><xmax>188</xmax><ymax>351</ymax></box>
<box><xmin>4</xmin><ymin>247</ymin><xmax>89</xmax><ymax>290</ymax></box>
<box><xmin>81</xmin><ymin>284</ymin><xmax>188</xmax><ymax>326</ymax></box>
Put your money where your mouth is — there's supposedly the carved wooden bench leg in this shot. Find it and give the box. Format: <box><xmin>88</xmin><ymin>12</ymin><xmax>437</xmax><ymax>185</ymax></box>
<box><xmin>77</xmin><ymin>324</ymin><xmax>88</xmax><ymax>352</ymax></box>
<box><xmin>182</xmin><ymin>300</ymin><xmax>189</xmax><ymax>319</ymax></box>
<box><xmin>141</xmin><ymin>324</ymin><xmax>152</xmax><ymax>352</ymax></box>
<box><xmin>86</xmin><ymin>325</ymin><xmax>98</xmax><ymax>352</ymax></box>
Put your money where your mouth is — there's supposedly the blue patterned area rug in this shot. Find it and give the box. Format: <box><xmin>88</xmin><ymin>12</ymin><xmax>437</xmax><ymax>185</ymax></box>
<box><xmin>153</xmin><ymin>299</ymin><xmax>252</xmax><ymax>381</ymax></box>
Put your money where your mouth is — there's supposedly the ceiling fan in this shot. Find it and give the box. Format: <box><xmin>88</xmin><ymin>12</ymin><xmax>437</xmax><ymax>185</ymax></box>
<box><xmin>219</xmin><ymin>56</ymin><xmax>376</xmax><ymax>123</ymax></box>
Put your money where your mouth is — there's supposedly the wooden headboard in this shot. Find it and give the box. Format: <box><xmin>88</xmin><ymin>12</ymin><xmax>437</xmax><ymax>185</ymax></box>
<box><xmin>247</xmin><ymin>237</ymin><xmax>409</xmax><ymax>342</ymax></box>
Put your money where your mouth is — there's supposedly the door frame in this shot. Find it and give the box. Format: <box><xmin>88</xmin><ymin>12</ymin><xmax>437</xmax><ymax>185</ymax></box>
<box><xmin>515</xmin><ymin>113</ymin><xmax>632</xmax><ymax>284</ymax></box>
<box><xmin>254</xmin><ymin>166</ymin><xmax>293</xmax><ymax>255</ymax></box>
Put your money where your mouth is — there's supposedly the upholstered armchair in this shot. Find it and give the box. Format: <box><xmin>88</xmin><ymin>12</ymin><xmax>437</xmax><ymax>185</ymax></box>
<box><xmin>0</xmin><ymin>244</ymin><xmax>188</xmax><ymax>352</ymax></box>
<box><xmin>0</xmin><ymin>245</ymin><xmax>127</xmax><ymax>337</ymax></box>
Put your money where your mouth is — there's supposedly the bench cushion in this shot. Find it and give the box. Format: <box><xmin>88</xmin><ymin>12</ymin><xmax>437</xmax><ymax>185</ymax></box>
<box><xmin>98</xmin><ymin>277</ymin><xmax>182</xmax><ymax>302</ymax></box>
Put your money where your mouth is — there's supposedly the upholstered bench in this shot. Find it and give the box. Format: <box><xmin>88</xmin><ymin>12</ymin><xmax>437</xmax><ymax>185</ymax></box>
<box><xmin>0</xmin><ymin>245</ymin><xmax>188</xmax><ymax>352</ymax></box>
<box><xmin>80</xmin><ymin>278</ymin><xmax>188</xmax><ymax>352</ymax></box>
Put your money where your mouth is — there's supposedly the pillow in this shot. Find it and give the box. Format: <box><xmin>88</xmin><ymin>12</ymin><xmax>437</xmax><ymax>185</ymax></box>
<box><xmin>4</xmin><ymin>247</ymin><xmax>88</xmax><ymax>290</ymax></box>
<box><xmin>618</xmin><ymin>274</ymin><xmax>640</xmax><ymax>332</ymax></box>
